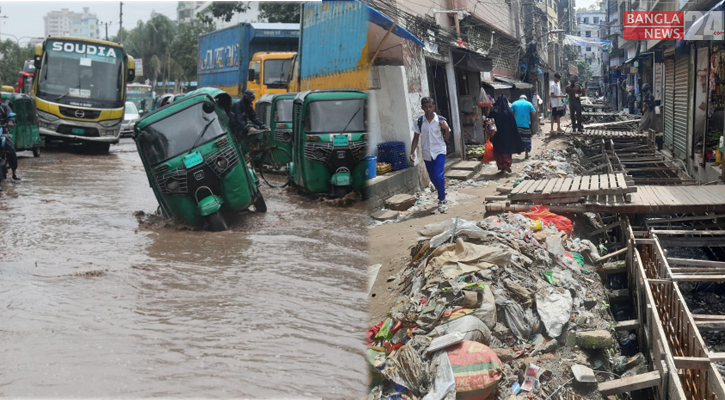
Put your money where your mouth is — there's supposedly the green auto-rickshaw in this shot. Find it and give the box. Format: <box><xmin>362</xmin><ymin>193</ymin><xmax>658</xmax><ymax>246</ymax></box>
<box><xmin>290</xmin><ymin>90</ymin><xmax>368</xmax><ymax>197</ymax></box>
<box><xmin>256</xmin><ymin>93</ymin><xmax>295</xmax><ymax>165</ymax></box>
<box><xmin>133</xmin><ymin>87</ymin><xmax>266</xmax><ymax>231</ymax></box>
<box><xmin>1</xmin><ymin>92</ymin><xmax>42</xmax><ymax>157</ymax></box>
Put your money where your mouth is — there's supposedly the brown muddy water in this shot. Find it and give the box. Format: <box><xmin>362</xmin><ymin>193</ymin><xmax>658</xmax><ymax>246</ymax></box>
<box><xmin>0</xmin><ymin>139</ymin><xmax>368</xmax><ymax>398</ymax></box>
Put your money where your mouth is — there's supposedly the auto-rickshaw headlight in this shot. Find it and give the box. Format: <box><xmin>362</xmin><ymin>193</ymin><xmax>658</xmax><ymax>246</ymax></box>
<box><xmin>216</xmin><ymin>156</ymin><xmax>228</xmax><ymax>170</ymax></box>
<box><xmin>166</xmin><ymin>178</ymin><xmax>180</xmax><ymax>191</ymax></box>
<box><xmin>314</xmin><ymin>149</ymin><xmax>325</xmax><ymax>159</ymax></box>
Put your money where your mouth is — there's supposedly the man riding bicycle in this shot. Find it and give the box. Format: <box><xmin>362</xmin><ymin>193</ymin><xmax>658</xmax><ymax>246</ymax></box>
<box><xmin>0</xmin><ymin>102</ymin><xmax>19</xmax><ymax>191</ymax></box>
<box><xmin>229</xmin><ymin>90</ymin><xmax>268</xmax><ymax>146</ymax></box>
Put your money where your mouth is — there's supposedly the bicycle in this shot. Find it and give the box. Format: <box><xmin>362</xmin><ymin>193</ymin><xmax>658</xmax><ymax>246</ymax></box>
<box><xmin>244</xmin><ymin>126</ymin><xmax>291</xmax><ymax>188</ymax></box>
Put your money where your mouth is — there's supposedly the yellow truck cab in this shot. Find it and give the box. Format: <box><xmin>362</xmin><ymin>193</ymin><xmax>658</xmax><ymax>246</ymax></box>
<box><xmin>246</xmin><ymin>52</ymin><xmax>295</xmax><ymax>104</ymax></box>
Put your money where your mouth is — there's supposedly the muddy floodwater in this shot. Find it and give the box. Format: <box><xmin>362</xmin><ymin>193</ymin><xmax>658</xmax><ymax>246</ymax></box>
<box><xmin>0</xmin><ymin>140</ymin><xmax>368</xmax><ymax>397</ymax></box>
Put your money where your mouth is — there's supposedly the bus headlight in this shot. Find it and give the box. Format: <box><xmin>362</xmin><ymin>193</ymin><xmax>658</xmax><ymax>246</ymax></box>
<box><xmin>99</xmin><ymin>119</ymin><xmax>122</xmax><ymax>127</ymax></box>
<box><xmin>37</xmin><ymin>110</ymin><xmax>60</xmax><ymax>122</ymax></box>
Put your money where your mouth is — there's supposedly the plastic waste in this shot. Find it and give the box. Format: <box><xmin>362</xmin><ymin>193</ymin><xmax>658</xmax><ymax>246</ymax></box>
<box><xmin>521</xmin><ymin>363</ymin><xmax>545</xmax><ymax>391</ymax></box>
<box><xmin>381</xmin><ymin>344</ymin><xmax>430</xmax><ymax>394</ymax></box>
<box><xmin>528</xmin><ymin>220</ymin><xmax>543</xmax><ymax>231</ymax></box>
<box><xmin>494</xmin><ymin>289</ymin><xmax>534</xmax><ymax>342</ymax></box>
<box><xmin>473</xmin><ymin>284</ymin><xmax>497</xmax><ymax>329</ymax></box>
<box><xmin>536</xmin><ymin>287</ymin><xmax>573</xmax><ymax>337</ymax></box>
<box><xmin>446</xmin><ymin>341</ymin><xmax>503</xmax><ymax>400</ymax></box>
<box><xmin>417</xmin><ymin>300</ymin><xmax>448</xmax><ymax>331</ymax></box>
<box><xmin>376</xmin><ymin>318</ymin><xmax>394</xmax><ymax>340</ymax></box>
<box><xmin>520</xmin><ymin>205</ymin><xmax>574</xmax><ymax>231</ymax></box>
<box><xmin>419</xmin><ymin>218</ymin><xmax>492</xmax><ymax>248</ymax></box>
<box><xmin>422</xmin><ymin>350</ymin><xmax>456</xmax><ymax>400</ymax></box>
<box><xmin>427</xmin><ymin>315</ymin><xmax>492</xmax><ymax>345</ymax></box>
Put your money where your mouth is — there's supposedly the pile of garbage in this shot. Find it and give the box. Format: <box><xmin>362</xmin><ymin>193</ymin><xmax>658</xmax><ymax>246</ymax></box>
<box><xmin>519</xmin><ymin>149</ymin><xmax>584</xmax><ymax>181</ymax></box>
<box><xmin>367</xmin><ymin>209</ymin><xmax>645</xmax><ymax>400</ymax></box>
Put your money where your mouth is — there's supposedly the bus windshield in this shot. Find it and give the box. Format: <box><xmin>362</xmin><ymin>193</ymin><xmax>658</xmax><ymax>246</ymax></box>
<box><xmin>36</xmin><ymin>40</ymin><xmax>125</xmax><ymax>108</ymax></box>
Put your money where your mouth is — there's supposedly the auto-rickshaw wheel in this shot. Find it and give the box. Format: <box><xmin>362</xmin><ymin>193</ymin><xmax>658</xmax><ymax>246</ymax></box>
<box><xmin>253</xmin><ymin>190</ymin><xmax>267</xmax><ymax>213</ymax></box>
<box><xmin>205</xmin><ymin>212</ymin><xmax>228</xmax><ymax>232</ymax></box>
<box><xmin>32</xmin><ymin>146</ymin><xmax>40</xmax><ymax>158</ymax></box>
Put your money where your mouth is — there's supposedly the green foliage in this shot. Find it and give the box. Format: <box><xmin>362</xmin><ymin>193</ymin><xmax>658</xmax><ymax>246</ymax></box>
<box><xmin>577</xmin><ymin>59</ymin><xmax>593</xmax><ymax>83</ymax></box>
<box><xmin>258</xmin><ymin>3</ymin><xmax>301</xmax><ymax>23</ymax></box>
<box><xmin>170</xmin><ymin>21</ymin><xmax>215</xmax><ymax>84</ymax></box>
<box><xmin>121</xmin><ymin>13</ymin><xmax>177</xmax><ymax>84</ymax></box>
<box><xmin>0</xmin><ymin>40</ymin><xmax>35</xmax><ymax>87</ymax></box>
<box><xmin>198</xmin><ymin>1</ymin><xmax>251</xmax><ymax>25</ymax></box>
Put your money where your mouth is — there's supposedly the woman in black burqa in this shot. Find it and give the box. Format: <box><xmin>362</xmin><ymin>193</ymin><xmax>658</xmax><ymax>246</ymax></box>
<box><xmin>485</xmin><ymin>94</ymin><xmax>524</xmax><ymax>173</ymax></box>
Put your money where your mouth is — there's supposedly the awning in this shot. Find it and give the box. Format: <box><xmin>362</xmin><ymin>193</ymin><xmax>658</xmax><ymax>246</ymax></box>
<box><xmin>452</xmin><ymin>48</ymin><xmax>492</xmax><ymax>72</ymax></box>
<box><xmin>493</xmin><ymin>75</ymin><xmax>533</xmax><ymax>90</ymax></box>
<box><xmin>481</xmin><ymin>80</ymin><xmax>512</xmax><ymax>90</ymax></box>
<box><xmin>367</xmin><ymin>4</ymin><xmax>425</xmax><ymax>46</ymax></box>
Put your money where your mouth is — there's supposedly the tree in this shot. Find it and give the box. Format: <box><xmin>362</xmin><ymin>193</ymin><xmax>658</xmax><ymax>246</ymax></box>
<box><xmin>258</xmin><ymin>3</ymin><xmax>301</xmax><ymax>23</ymax></box>
<box><xmin>121</xmin><ymin>13</ymin><xmax>176</xmax><ymax>86</ymax></box>
<box><xmin>170</xmin><ymin>21</ymin><xmax>215</xmax><ymax>88</ymax></box>
<box><xmin>0</xmin><ymin>41</ymin><xmax>34</xmax><ymax>86</ymax></box>
<box><xmin>577</xmin><ymin>59</ymin><xmax>593</xmax><ymax>84</ymax></box>
<box><xmin>198</xmin><ymin>1</ymin><xmax>251</xmax><ymax>25</ymax></box>
<box><xmin>110</xmin><ymin>28</ymin><xmax>129</xmax><ymax>44</ymax></box>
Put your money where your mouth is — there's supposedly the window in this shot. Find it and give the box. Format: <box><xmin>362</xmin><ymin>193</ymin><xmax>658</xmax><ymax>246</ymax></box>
<box><xmin>584</xmin><ymin>17</ymin><xmax>589</xmax><ymax>23</ymax></box>
<box><xmin>586</xmin><ymin>46</ymin><xmax>591</xmax><ymax>51</ymax></box>
<box><xmin>90</xmin><ymin>33</ymin><xmax>94</xmax><ymax>38</ymax></box>
<box><xmin>73</xmin><ymin>29</ymin><xmax>77</xmax><ymax>33</ymax></box>
<box><xmin>586</xmin><ymin>31</ymin><xmax>591</xmax><ymax>37</ymax></box>
<box><xmin>577</xmin><ymin>17</ymin><xmax>580</xmax><ymax>24</ymax></box>
<box><xmin>90</xmin><ymin>25</ymin><xmax>94</xmax><ymax>29</ymax></box>
<box><xmin>594</xmin><ymin>17</ymin><xmax>599</xmax><ymax>23</ymax></box>
<box><xmin>578</xmin><ymin>31</ymin><xmax>581</xmax><ymax>36</ymax></box>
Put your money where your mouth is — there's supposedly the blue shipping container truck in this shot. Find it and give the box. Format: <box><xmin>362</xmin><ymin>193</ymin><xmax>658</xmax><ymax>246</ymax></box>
<box><xmin>198</xmin><ymin>23</ymin><xmax>299</xmax><ymax>96</ymax></box>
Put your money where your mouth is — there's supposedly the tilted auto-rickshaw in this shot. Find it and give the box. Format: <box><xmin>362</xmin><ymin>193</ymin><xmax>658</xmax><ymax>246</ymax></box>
<box><xmin>255</xmin><ymin>92</ymin><xmax>295</xmax><ymax>165</ymax></box>
<box><xmin>290</xmin><ymin>90</ymin><xmax>368</xmax><ymax>197</ymax></box>
<box><xmin>1</xmin><ymin>92</ymin><xmax>42</xmax><ymax>157</ymax></box>
<box><xmin>133</xmin><ymin>87</ymin><xmax>266</xmax><ymax>231</ymax></box>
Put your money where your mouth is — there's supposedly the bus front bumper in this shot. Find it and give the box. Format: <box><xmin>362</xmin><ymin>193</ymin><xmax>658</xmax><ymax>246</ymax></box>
<box><xmin>38</xmin><ymin>119</ymin><xmax>121</xmax><ymax>144</ymax></box>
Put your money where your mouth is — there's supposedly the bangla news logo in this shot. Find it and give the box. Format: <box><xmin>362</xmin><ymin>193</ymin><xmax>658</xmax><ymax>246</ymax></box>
<box><xmin>624</xmin><ymin>11</ymin><xmax>724</xmax><ymax>40</ymax></box>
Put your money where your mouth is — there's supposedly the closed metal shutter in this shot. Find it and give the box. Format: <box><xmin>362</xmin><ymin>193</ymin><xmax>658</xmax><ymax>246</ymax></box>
<box><xmin>664</xmin><ymin>58</ymin><xmax>675</xmax><ymax>150</ymax></box>
<box><xmin>673</xmin><ymin>55</ymin><xmax>689</xmax><ymax>159</ymax></box>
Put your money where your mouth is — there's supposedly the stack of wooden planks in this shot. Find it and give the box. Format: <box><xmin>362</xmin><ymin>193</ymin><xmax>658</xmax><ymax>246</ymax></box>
<box><xmin>508</xmin><ymin>173</ymin><xmax>637</xmax><ymax>204</ymax></box>
<box><xmin>563</xmin><ymin>129</ymin><xmax>647</xmax><ymax>138</ymax></box>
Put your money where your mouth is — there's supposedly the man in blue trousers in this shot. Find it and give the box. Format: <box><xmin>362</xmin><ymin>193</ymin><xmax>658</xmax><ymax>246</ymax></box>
<box><xmin>410</xmin><ymin>97</ymin><xmax>451</xmax><ymax>213</ymax></box>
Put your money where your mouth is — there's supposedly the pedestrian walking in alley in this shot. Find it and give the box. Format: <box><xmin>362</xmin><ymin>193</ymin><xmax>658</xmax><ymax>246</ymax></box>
<box><xmin>549</xmin><ymin>73</ymin><xmax>565</xmax><ymax>133</ymax></box>
<box><xmin>566</xmin><ymin>76</ymin><xmax>585</xmax><ymax>133</ymax></box>
<box><xmin>639</xmin><ymin>83</ymin><xmax>655</xmax><ymax>132</ymax></box>
<box><xmin>511</xmin><ymin>95</ymin><xmax>536</xmax><ymax>159</ymax></box>
<box><xmin>627</xmin><ymin>89</ymin><xmax>636</xmax><ymax>115</ymax></box>
<box><xmin>485</xmin><ymin>94</ymin><xmax>525</xmax><ymax>173</ymax></box>
<box><xmin>410</xmin><ymin>97</ymin><xmax>451</xmax><ymax>213</ymax></box>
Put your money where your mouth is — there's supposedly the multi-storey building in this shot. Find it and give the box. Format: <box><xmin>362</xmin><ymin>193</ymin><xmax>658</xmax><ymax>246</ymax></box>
<box><xmin>44</xmin><ymin>8</ymin><xmax>99</xmax><ymax>39</ymax></box>
<box><xmin>577</xmin><ymin>8</ymin><xmax>607</xmax><ymax>90</ymax></box>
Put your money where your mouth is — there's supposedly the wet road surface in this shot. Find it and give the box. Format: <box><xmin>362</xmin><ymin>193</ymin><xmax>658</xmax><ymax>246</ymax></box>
<box><xmin>0</xmin><ymin>139</ymin><xmax>368</xmax><ymax>397</ymax></box>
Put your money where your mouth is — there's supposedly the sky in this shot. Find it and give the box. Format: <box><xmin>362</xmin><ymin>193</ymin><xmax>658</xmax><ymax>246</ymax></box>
<box><xmin>0</xmin><ymin>1</ymin><xmax>179</xmax><ymax>42</ymax></box>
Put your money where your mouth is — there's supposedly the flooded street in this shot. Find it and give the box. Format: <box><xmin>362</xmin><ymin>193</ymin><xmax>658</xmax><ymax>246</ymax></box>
<box><xmin>0</xmin><ymin>140</ymin><xmax>368</xmax><ymax>398</ymax></box>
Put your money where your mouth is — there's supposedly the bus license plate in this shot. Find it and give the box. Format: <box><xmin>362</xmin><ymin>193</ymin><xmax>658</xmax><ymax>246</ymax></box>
<box><xmin>72</xmin><ymin>128</ymin><xmax>85</xmax><ymax>134</ymax></box>
<box><xmin>333</xmin><ymin>135</ymin><xmax>348</xmax><ymax>147</ymax></box>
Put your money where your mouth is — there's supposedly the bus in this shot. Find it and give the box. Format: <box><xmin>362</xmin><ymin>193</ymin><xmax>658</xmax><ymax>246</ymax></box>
<box><xmin>127</xmin><ymin>82</ymin><xmax>153</xmax><ymax>115</ymax></box>
<box><xmin>31</xmin><ymin>37</ymin><xmax>135</xmax><ymax>153</ymax></box>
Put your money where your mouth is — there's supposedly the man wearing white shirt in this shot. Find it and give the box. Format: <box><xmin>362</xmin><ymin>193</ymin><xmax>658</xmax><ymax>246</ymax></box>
<box><xmin>549</xmin><ymin>73</ymin><xmax>566</xmax><ymax>133</ymax></box>
<box><xmin>410</xmin><ymin>97</ymin><xmax>451</xmax><ymax>213</ymax></box>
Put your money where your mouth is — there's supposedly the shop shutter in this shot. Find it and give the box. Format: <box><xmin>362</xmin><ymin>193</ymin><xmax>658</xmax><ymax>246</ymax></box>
<box><xmin>673</xmin><ymin>55</ymin><xmax>689</xmax><ymax>159</ymax></box>
<box><xmin>664</xmin><ymin>58</ymin><xmax>675</xmax><ymax>150</ymax></box>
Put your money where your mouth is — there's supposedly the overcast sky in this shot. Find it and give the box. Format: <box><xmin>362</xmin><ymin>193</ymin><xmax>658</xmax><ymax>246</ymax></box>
<box><xmin>0</xmin><ymin>1</ymin><xmax>179</xmax><ymax>42</ymax></box>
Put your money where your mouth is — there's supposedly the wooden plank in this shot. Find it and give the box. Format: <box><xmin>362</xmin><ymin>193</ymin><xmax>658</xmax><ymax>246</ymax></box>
<box><xmin>599</xmin><ymin>174</ymin><xmax>610</xmax><ymax>191</ymax></box>
<box><xmin>587</xmin><ymin>220</ymin><xmax>622</xmax><ymax>237</ymax></box>
<box><xmin>510</xmin><ymin>179</ymin><xmax>533</xmax><ymax>195</ymax></box>
<box><xmin>593</xmin><ymin>246</ymin><xmax>627</xmax><ymax>263</ymax></box>
<box><xmin>552</xmin><ymin>178</ymin><xmax>565</xmax><ymax>194</ymax></box>
<box><xmin>526</xmin><ymin>180</ymin><xmax>541</xmax><ymax>194</ymax></box>
<box><xmin>653</xmin><ymin>230</ymin><xmax>725</xmax><ymax>235</ymax></box>
<box><xmin>542</xmin><ymin>178</ymin><xmax>559</xmax><ymax>195</ymax></box>
<box><xmin>533</xmin><ymin>179</ymin><xmax>548</xmax><ymax>193</ymax></box>
<box><xmin>670</xmin><ymin>267</ymin><xmax>725</xmax><ymax>273</ymax></box>
<box><xmin>668</xmin><ymin>258</ymin><xmax>725</xmax><ymax>268</ymax></box>
<box><xmin>670</xmin><ymin>274</ymin><xmax>725</xmax><ymax>281</ymax></box>
<box><xmin>580</xmin><ymin>175</ymin><xmax>590</xmax><ymax>192</ymax></box>
<box><xmin>569</xmin><ymin>176</ymin><xmax>582</xmax><ymax>194</ymax></box>
<box><xmin>615</xmin><ymin>173</ymin><xmax>628</xmax><ymax>192</ymax></box>
<box><xmin>692</xmin><ymin>314</ymin><xmax>725</xmax><ymax>321</ymax></box>
<box><xmin>597</xmin><ymin>371</ymin><xmax>661</xmax><ymax>396</ymax></box>
<box><xmin>695</xmin><ymin>320</ymin><xmax>725</xmax><ymax>331</ymax></box>
<box><xmin>590</xmin><ymin>174</ymin><xmax>600</xmax><ymax>192</ymax></box>
<box><xmin>673</xmin><ymin>356</ymin><xmax>712</xmax><ymax>370</ymax></box>
<box><xmin>556</xmin><ymin>178</ymin><xmax>573</xmax><ymax>194</ymax></box>
<box><xmin>613</xmin><ymin>319</ymin><xmax>641</xmax><ymax>331</ymax></box>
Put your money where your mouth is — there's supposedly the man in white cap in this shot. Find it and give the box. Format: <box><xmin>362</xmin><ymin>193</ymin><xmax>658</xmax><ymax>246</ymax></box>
<box><xmin>511</xmin><ymin>94</ymin><xmax>536</xmax><ymax>159</ymax></box>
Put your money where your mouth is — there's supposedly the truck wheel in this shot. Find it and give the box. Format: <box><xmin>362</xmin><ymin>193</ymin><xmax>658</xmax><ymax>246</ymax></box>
<box><xmin>205</xmin><ymin>212</ymin><xmax>228</xmax><ymax>232</ymax></box>
<box><xmin>85</xmin><ymin>142</ymin><xmax>110</xmax><ymax>154</ymax></box>
<box><xmin>32</xmin><ymin>146</ymin><xmax>41</xmax><ymax>158</ymax></box>
<box><xmin>253</xmin><ymin>190</ymin><xmax>267</xmax><ymax>213</ymax></box>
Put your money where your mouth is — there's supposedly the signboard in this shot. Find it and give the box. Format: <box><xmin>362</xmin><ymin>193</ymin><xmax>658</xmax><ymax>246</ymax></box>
<box><xmin>654</xmin><ymin>62</ymin><xmax>663</xmax><ymax>101</ymax></box>
<box><xmin>135</xmin><ymin>58</ymin><xmax>143</xmax><ymax>77</ymax></box>
<box><xmin>624</xmin><ymin>11</ymin><xmax>724</xmax><ymax>40</ymax></box>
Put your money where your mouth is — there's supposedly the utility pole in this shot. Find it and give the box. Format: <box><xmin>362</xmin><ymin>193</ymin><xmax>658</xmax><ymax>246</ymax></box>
<box><xmin>119</xmin><ymin>2</ymin><xmax>123</xmax><ymax>42</ymax></box>
<box><xmin>101</xmin><ymin>21</ymin><xmax>112</xmax><ymax>41</ymax></box>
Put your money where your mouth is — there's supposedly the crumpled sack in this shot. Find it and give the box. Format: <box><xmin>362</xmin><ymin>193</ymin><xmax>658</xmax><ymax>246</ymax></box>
<box><xmin>419</xmin><ymin>218</ymin><xmax>491</xmax><ymax>248</ymax></box>
<box><xmin>520</xmin><ymin>205</ymin><xmax>573</xmax><ymax>232</ymax></box>
<box><xmin>423</xmin><ymin>239</ymin><xmax>515</xmax><ymax>279</ymax></box>
<box><xmin>382</xmin><ymin>342</ymin><xmax>430</xmax><ymax>394</ymax></box>
<box><xmin>447</xmin><ymin>341</ymin><xmax>503</xmax><ymax>400</ymax></box>
<box><xmin>473</xmin><ymin>284</ymin><xmax>497</xmax><ymax>329</ymax></box>
<box><xmin>494</xmin><ymin>288</ymin><xmax>535</xmax><ymax>341</ymax></box>
<box><xmin>427</xmin><ymin>315</ymin><xmax>492</xmax><ymax>345</ymax></box>
<box><xmin>417</xmin><ymin>299</ymin><xmax>448</xmax><ymax>331</ymax></box>
<box><xmin>423</xmin><ymin>350</ymin><xmax>456</xmax><ymax>400</ymax></box>
<box><xmin>536</xmin><ymin>286</ymin><xmax>573</xmax><ymax>337</ymax></box>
